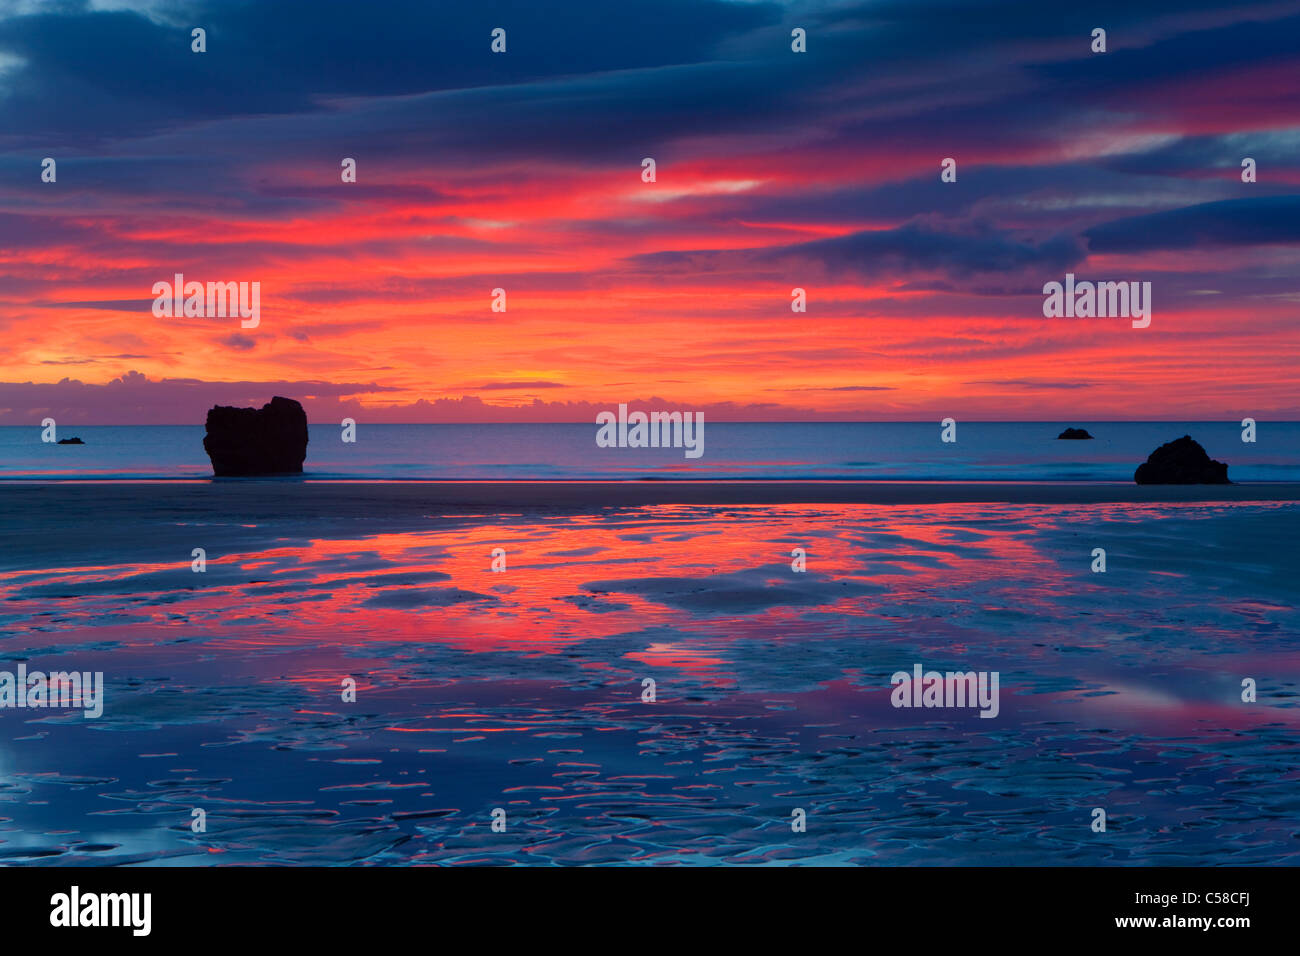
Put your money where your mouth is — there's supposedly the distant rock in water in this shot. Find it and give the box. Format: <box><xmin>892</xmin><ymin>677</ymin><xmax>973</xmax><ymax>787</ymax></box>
<box><xmin>1057</xmin><ymin>427</ymin><xmax>1093</xmax><ymax>440</ymax></box>
<box><xmin>56</xmin><ymin>437</ymin><xmax>84</xmax><ymax>444</ymax></box>
<box><xmin>1134</xmin><ymin>435</ymin><xmax>1230</xmax><ymax>484</ymax></box>
<box><xmin>203</xmin><ymin>396</ymin><xmax>309</xmax><ymax>476</ymax></box>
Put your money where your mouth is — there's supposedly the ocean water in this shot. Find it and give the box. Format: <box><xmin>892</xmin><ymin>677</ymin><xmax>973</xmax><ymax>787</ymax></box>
<box><xmin>2</xmin><ymin>421</ymin><xmax>1297</xmax><ymax>481</ymax></box>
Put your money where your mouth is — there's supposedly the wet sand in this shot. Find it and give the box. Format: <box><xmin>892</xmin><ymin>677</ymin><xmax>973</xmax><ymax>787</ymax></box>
<box><xmin>1</xmin><ymin>484</ymin><xmax>1297</xmax><ymax>865</ymax></box>
<box><xmin>3</xmin><ymin>478</ymin><xmax>1298</xmax><ymax>512</ymax></box>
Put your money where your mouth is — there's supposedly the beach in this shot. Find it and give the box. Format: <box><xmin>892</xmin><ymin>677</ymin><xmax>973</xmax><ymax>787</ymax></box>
<box><xmin>1</xmin><ymin>481</ymin><xmax>1297</xmax><ymax>865</ymax></box>
<box><xmin>3</xmin><ymin>0</ymin><xmax>1300</xmax><ymax>894</ymax></box>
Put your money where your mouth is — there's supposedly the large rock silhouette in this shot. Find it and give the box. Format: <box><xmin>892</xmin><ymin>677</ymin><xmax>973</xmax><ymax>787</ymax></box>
<box><xmin>1134</xmin><ymin>435</ymin><xmax>1229</xmax><ymax>484</ymax></box>
<box><xmin>203</xmin><ymin>396</ymin><xmax>309</xmax><ymax>476</ymax></box>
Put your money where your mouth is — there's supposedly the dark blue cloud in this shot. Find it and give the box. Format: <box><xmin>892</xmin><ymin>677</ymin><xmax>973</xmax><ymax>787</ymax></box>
<box><xmin>1026</xmin><ymin>7</ymin><xmax>1300</xmax><ymax>96</ymax></box>
<box><xmin>0</xmin><ymin>0</ymin><xmax>1297</xmax><ymax>294</ymax></box>
<box><xmin>1085</xmin><ymin>195</ymin><xmax>1300</xmax><ymax>251</ymax></box>
<box><xmin>772</xmin><ymin>222</ymin><xmax>1086</xmax><ymax>278</ymax></box>
<box><xmin>0</xmin><ymin>0</ymin><xmax>781</xmax><ymax>143</ymax></box>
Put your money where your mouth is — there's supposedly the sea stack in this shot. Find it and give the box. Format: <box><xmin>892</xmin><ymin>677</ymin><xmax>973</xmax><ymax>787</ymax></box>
<box><xmin>1057</xmin><ymin>427</ymin><xmax>1093</xmax><ymax>440</ymax></box>
<box><xmin>203</xmin><ymin>396</ymin><xmax>309</xmax><ymax>476</ymax></box>
<box><xmin>1134</xmin><ymin>435</ymin><xmax>1230</xmax><ymax>484</ymax></box>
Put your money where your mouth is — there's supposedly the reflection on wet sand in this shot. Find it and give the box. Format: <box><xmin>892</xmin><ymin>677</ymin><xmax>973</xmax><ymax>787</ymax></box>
<box><xmin>0</xmin><ymin>501</ymin><xmax>1296</xmax><ymax>865</ymax></box>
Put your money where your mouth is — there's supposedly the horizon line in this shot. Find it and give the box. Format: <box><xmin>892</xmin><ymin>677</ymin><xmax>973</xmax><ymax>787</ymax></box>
<box><xmin>5</xmin><ymin>419</ymin><xmax>1294</xmax><ymax>427</ymax></box>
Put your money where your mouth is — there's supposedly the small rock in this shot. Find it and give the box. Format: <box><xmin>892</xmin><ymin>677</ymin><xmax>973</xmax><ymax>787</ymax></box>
<box><xmin>1057</xmin><ymin>427</ymin><xmax>1093</xmax><ymax>440</ymax></box>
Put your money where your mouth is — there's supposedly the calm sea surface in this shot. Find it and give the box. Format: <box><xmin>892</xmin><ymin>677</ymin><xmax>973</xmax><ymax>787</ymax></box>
<box><xmin>2</xmin><ymin>422</ymin><xmax>1297</xmax><ymax>481</ymax></box>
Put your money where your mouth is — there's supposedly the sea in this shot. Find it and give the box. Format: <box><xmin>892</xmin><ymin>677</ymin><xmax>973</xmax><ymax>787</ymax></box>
<box><xmin>2</xmin><ymin>421</ymin><xmax>1297</xmax><ymax>481</ymax></box>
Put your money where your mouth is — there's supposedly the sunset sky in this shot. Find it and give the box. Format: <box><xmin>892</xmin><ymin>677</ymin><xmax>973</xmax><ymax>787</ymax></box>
<box><xmin>1</xmin><ymin>0</ymin><xmax>1297</xmax><ymax>424</ymax></box>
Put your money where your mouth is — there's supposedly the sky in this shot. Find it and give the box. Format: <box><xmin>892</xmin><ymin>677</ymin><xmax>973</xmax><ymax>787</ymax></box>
<box><xmin>0</xmin><ymin>0</ymin><xmax>1297</xmax><ymax>424</ymax></box>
